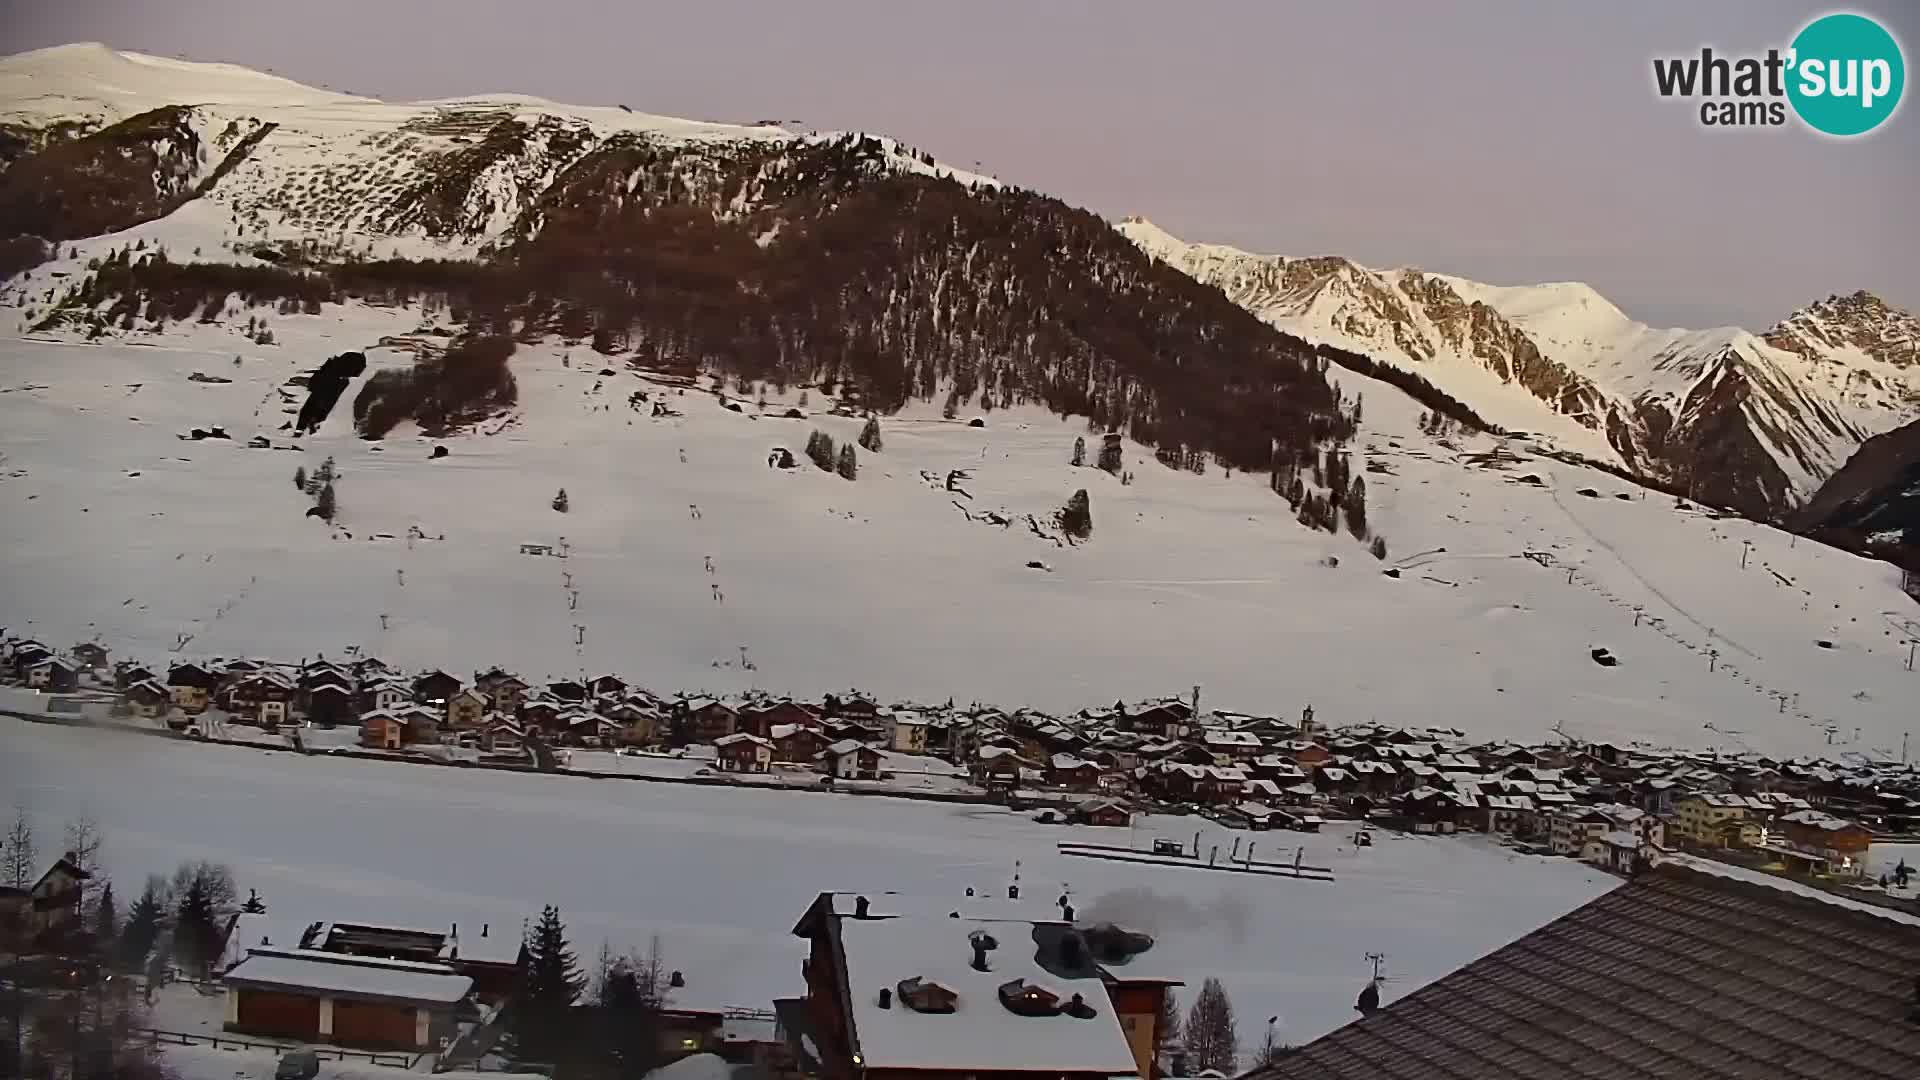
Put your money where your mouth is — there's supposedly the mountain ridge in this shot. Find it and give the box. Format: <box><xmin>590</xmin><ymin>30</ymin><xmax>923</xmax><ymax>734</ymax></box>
<box><xmin>3</xmin><ymin>43</ymin><xmax>1915</xmax><ymax>537</ymax></box>
<box><xmin>1119</xmin><ymin>217</ymin><xmax>1920</xmax><ymax>520</ymax></box>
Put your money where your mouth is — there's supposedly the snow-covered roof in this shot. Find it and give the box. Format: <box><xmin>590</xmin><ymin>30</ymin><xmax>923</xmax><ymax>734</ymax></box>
<box><xmin>224</xmin><ymin>948</ymin><xmax>473</xmax><ymax>1004</ymax></box>
<box><xmin>1203</xmin><ymin>730</ymin><xmax>1262</xmax><ymax>747</ymax></box>
<box><xmin>218</xmin><ymin>911</ymin><xmax>285</xmax><ymax>971</ymax></box>
<box><xmin>1780</xmin><ymin>809</ymin><xmax>1864</xmax><ymax>831</ymax></box>
<box><xmin>715</xmin><ymin>732</ymin><xmax>771</xmax><ymax>748</ymax></box>
<box><xmin>836</xmin><ymin>916</ymin><xmax>1138</xmax><ymax>1074</ymax></box>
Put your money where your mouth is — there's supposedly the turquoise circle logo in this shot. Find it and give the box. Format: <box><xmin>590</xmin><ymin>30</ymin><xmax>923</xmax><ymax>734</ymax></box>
<box><xmin>1787</xmin><ymin>13</ymin><xmax>1905</xmax><ymax>136</ymax></box>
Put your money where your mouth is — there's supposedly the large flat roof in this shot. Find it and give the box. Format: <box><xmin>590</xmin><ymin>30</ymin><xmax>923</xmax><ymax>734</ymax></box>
<box><xmin>224</xmin><ymin>949</ymin><xmax>473</xmax><ymax>1005</ymax></box>
<box><xmin>837</xmin><ymin>916</ymin><xmax>1139</xmax><ymax>1076</ymax></box>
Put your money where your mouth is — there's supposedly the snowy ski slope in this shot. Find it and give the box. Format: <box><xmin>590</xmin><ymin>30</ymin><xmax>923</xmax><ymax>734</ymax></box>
<box><xmin>0</xmin><ymin>291</ymin><xmax>1914</xmax><ymax>760</ymax></box>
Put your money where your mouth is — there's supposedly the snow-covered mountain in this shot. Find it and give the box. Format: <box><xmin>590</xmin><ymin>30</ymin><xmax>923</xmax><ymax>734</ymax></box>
<box><xmin>3</xmin><ymin>43</ymin><xmax>1918</xmax><ymax>765</ymax></box>
<box><xmin>0</xmin><ymin>43</ymin><xmax>1356</xmax><ymax>487</ymax></box>
<box><xmin>1119</xmin><ymin>218</ymin><xmax>1920</xmax><ymax>519</ymax></box>
<box><xmin>0</xmin><ymin>42</ymin><xmax>990</xmax><ymax>252</ymax></box>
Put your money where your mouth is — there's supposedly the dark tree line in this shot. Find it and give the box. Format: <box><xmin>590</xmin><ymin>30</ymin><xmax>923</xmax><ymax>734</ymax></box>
<box><xmin>64</xmin><ymin>138</ymin><xmax>1373</xmax><ymax>473</ymax></box>
<box><xmin>351</xmin><ymin>334</ymin><xmax>517</xmax><ymax>439</ymax></box>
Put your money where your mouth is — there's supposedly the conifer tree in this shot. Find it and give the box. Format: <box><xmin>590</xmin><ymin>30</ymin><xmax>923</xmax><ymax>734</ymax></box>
<box><xmin>858</xmin><ymin>415</ymin><xmax>883</xmax><ymax>453</ymax></box>
<box><xmin>94</xmin><ymin>880</ymin><xmax>118</xmax><ymax>941</ymax></box>
<box><xmin>175</xmin><ymin>873</ymin><xmax>219</xmax><ymax>975</ymax></box>
<box><xmin>119</xmin><ymin>882</ymin><xmax>163</xmax><ymax>972</ymax></box>
<box><xmin>1058</xmin><ymin>489</ymin><xmax>1092</xmax><ymax>540</ymax></box>
<box><xmin>1370</xmin><ymin>535</ymin><xmax>1389</xmax><ymax>560</ymax></box>
<box><xmin>510</xmin><ymin>905</ymin><xmax>585</xmax><ymax>1064</ymax></box>
<box><xmin>293</xmin><ymin>465</ymin><xmax>307</xmax><ymax>491</ymax></box>
<box><xmin>1071</xmin><ymin>436</ymin><xmax>1086</xmax><ymax>468</ymax></box>
<box><xmin>1184</xmin><ymin>976</ymin><xmax>1238</xmax><ymax>1073</ymax></box>
<box><xmin>316</xmin><ymin>480</ymin><xmax>337</xmax><ymax>522</ymax></box>
<box><xmin>806</xmin><ymin>430</ymin><xmax>837</xmax><ymax>472</ymax></box>
<box><xmin>552</xmin><ymin>488</ymin><xmax>569</xmax><ymax>513</ymax></box>
<box><xmin>836</xmin><ymin>443</ymin><xmax>858</xmax><ymax>480</ymax></box>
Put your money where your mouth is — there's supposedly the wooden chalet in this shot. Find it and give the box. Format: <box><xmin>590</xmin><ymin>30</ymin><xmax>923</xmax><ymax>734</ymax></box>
<box><xmin>715</xmin><ymin>732</ymin><xmax>775</xmax><ymax>773</ymax></box>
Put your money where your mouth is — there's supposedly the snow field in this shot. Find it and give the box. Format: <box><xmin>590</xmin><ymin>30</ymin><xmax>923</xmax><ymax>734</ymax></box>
<box><xmin>0</xmin><ymin>718</ymin><xmax>1614</xmax><ymax>1048</ymax></box>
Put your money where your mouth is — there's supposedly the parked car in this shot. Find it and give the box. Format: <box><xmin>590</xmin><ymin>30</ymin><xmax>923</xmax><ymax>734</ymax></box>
<box><xmin>275</xmin><ymin>1050</ymin><xmax>320</xmax><ymax>1080</ymax></box>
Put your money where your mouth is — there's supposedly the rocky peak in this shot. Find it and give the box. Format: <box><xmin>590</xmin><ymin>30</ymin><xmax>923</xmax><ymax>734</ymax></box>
<box><xmin>1764</xmin><ymin>290</ymin><xmax>1919</xmax><ymax>369</ymax></box>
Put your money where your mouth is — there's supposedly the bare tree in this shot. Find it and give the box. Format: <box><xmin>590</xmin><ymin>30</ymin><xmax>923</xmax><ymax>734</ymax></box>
<box><xmin>64</xmin><ymin>815</ymin><xmax>102</xmax><ymax>909</ymax></box>
<box><xmin>2</xmin><ymin>806</ymin><xmax>35</xmax><ymax>889</ymax></box>
<box><xmin>1184</xmin><ymin>976</ymin><xmax>1238</xmax><ymax>1074</ymax></box>
<box><xmin>168</xmin><ymin>860</ymin><xmax>237</xmax><ymax>918</ymax></box>
<box><xmin>1155</xmin><ymin>988</ymin><xmax>1183</xmax><ymax>1063</ymax></box>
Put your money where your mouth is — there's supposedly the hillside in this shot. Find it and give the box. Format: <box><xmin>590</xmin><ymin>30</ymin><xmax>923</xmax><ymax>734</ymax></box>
<box><xmin>1119</xmin><ymin>219</ymin><xmax>1920</xmax><ymax>520</ymax></box>
<box><xmin>2</xmin><ymin>300</ymin><xmax>1915</xmax><ymax>761</ymax></box>
<box><xmin>1795</xmin><ymin>417</ymin><xmax>1920</xmax><ymax>576</ymax></box>
<box><xmin>1</xmin><ymin>45</ymin><xmax>1917</xmax><ymax>764</ymax></box>
<box><xmin>0</xmin><ymin>43</ymin><xmax>1374</xmax><ymax>484</ymax></box>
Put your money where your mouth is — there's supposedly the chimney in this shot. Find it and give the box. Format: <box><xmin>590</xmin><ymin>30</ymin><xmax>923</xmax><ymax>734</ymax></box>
<box><xmin>669</xmin><ymin>970</ymin><xmax>685</xmax><ymax>989</ymax></box>
<box><xmin>451</xmin><ymin>922</ymin><xmax>459</xmax><ymax>941</ymax></box>
<box><xmin>1062</xmin><ymin>903</ymin><xmax>1075</xmax><ymax>922</ymax></box>
<box><xmin>854</xmin><ymin>896</ymin><xmax>870</xmax><ymax>919</ymax></box>
<box><xmin>482</xmin><ymin>923</ymin><xmax>489</xmax><ymax>938</ymax></box>
<box><xmin>878</xmin><ymin>987</ymin><xmax>892</xmax><ymax>1009</ymax></box>
<box><xmin>969</xmin><ymin>930</ymin><xmax>997</xmax><ymax>972</ymax></box>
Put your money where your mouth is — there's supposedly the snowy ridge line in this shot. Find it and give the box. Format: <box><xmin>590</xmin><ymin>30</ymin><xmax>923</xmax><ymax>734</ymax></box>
<box><xmin>1119</xmin><ymin>218</ymin><xmax>1920</xmax><ymax>517</ymax></box>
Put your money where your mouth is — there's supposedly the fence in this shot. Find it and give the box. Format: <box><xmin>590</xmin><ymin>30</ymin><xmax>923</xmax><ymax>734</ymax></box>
<box><xmin>138</xmin><ymin>1027</ymin><xmax>418</xmax><ymax>1068</ymax></box>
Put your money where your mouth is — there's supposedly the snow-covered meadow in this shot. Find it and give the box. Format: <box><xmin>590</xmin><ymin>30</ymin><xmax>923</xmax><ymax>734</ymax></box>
<box><xmin>0</xmin><ymin>717</ymin><xmax>1614</xmax><ymax>1048</ymax></box>
<box><xmin>0</xmin><ymin>296</ymin><xmax>1914</xmax><ymax>758</ymax></box>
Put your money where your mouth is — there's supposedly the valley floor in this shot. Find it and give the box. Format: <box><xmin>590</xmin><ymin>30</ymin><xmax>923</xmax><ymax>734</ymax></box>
<box><xmin>1</xmin><ymin>717</ymin><xmax>1613</xmax><ymax>1049</ymax></box>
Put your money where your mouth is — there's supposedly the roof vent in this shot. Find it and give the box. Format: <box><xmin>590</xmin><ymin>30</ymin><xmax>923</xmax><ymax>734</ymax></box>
<box><xmin>877</xmin><ymin>987</ymin><xmax>892</xmax><ymax>1010</ymax></box>
<box><xmin>969</xmin><ymin>929</ymin><xmax>999</xmax><ymax>972</ymax></box>
<box><xmin>898</xmin><ymin>976</ymin><xmax>958</xmax><ymax>1014</ymax></box>
<box><xmin>998</xmin><ymin>978</ymin><xmax>1063</xmax><ymax>1016</ymax></box>
<box><xmin>854</xmin><ymin>895</ymin><xmax>870</xmax><ymax>919</ymax></box>
<box><xmin>1063</xmin><ymin>992</ymin><xmax>1097</xmax><ymax>1020</ymax></box>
